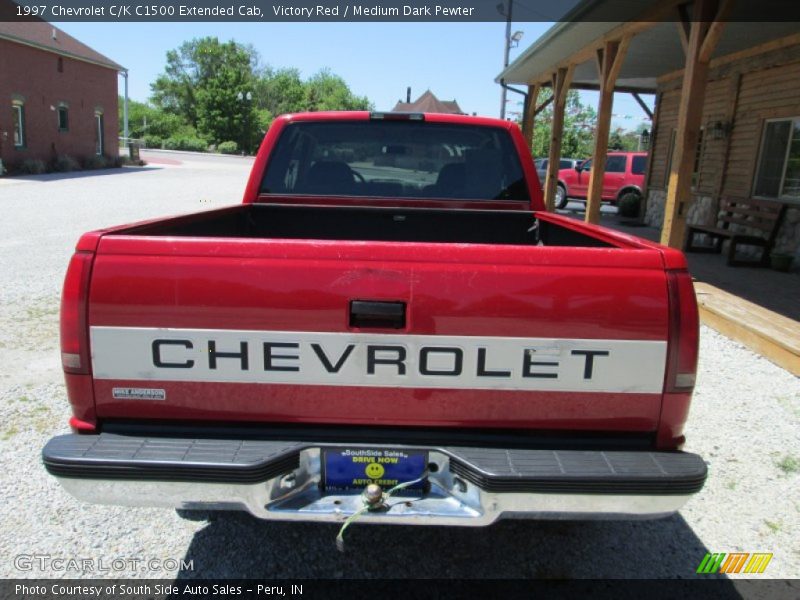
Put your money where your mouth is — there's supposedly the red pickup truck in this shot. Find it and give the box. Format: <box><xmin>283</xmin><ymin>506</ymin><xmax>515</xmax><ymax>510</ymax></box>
<box><xmin>555</xmin><ymin>151</ymin><xmax>647</xmax><ymax>209</ymax></box>
<box><xmin>44</xmin><ymin>112</ymin><xmax>705</xmax><ymax>527</ymax></box>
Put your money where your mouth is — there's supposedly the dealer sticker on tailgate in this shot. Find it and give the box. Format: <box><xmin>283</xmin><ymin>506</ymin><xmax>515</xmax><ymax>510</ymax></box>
<box><xmin>323</xmin><ymin>448</ymin><xmax>427</xmax><ymax>493</ymax></box>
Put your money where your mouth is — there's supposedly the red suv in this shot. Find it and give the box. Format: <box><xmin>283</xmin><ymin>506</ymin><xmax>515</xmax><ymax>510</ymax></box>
<box><xmin>554</xmin><ymin>151</ymin><xmax>647</xmax><ymax>209</ymax></box>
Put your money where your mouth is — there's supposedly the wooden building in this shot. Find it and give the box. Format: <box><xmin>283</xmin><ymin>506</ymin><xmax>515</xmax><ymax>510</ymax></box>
<box><xmin>499</xmin><ymin>0</ymin><xmax>800</xmax><ymax>262</ymax></box>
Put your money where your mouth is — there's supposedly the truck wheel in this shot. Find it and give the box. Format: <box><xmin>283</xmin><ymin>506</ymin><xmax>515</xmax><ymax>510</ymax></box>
<box><xmin>555</xmin><ymin>184</ymin><xmax>568</xmax><ymax>209</ymax></box>
<box><xmin>617</xmin><ymin>191</ymin><xmax>642</xmax><ymax>218</ymax></box>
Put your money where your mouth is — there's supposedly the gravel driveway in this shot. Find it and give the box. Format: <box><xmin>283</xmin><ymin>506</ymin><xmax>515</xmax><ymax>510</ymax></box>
<box><xmin>0</xmin><ymin>153</ymin><xmax>797</xmax><ymax>580</ymax></box>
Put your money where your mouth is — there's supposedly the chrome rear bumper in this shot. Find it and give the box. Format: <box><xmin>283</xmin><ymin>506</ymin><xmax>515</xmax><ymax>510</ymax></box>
<box><xmin>44</xmin><ymin>434</ymin><xmax>707</xmax><ymax>526</ymax></box>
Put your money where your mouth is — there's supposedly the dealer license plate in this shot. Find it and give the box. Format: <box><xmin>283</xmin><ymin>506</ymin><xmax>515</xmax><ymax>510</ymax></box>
<box><xmin>323</xmin><ymin>448</ymin><xmax>428</xmax><ymax>493</ymax></box>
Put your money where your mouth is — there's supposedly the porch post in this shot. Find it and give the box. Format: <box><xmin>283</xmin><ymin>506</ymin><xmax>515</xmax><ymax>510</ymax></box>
<box><xmin>543</xmin><ymin>66</ymin><xmax>574</xmax><ymax>211</ymax></box>
<box><xmin>585</xmin><ymin>38</ymin><xmax>630</xmax><ymax>224</ymax></box>
<box><xmin>641</xmin><ymin>91</ymin><xmax>663</xmax><ymax>220</ymax></box>
<box><xmin>661</xmin><ymin>0</ymin><xmax>732</xmax><ymax>248</ymax></box>
<box><xmin>521</xmin><ymin>83</ymin><xmax>540</xmax><ymax>149</ymax></box>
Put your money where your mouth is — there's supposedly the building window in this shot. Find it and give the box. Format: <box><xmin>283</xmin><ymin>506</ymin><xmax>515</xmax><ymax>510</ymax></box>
<box><xmin>692</xmin><ymin>128</ymin><xmax>704</xmax><ymax>188</ymax></box>
<box><xmin>12</xmin><ymin>103</ymin><xmax>25</xmax><ymax>148</ymax></box>
<box><xmin>754</xmin><ymin>118</ymin><xmax>800</xmax><ymax>201</ymax></box>
<box><xmin>95</xmin><ymin>113</ymin><xmax>104</xmax><ymax>155</ymax></box>
<box><xmin>664</xmin><ymin>130</ymin><xmax>677</xmax><ymax>188</ymax></box>
<box><xmin>57</xmin><ymin>57</ymin><xmax>63</xmax><ymax>72</ymax></box>
<box><xmin>57</xmin><ymin>106</ymin><xmax>69</xmax><ymax>132</ymax></box>
<box><xmin>662</xmin><ymin>129</ymin><xmax>703</xmax><ymax>188</ymax></box>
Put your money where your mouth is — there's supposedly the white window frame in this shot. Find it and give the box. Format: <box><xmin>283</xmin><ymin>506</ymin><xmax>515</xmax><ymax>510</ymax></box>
<box><xmin>95</xmin><ymin>111</ymin><xmax>104</xmax><ymax>155</ymax></box>
<box><xmin>12</xmin><ymin>102</ymin><xmax>25</xmax><ymax>148</ymax></box>
<box><xmin>753</xmin><ymin>116</ymin><xmax>800</xmax><ymax>203</ymax></box>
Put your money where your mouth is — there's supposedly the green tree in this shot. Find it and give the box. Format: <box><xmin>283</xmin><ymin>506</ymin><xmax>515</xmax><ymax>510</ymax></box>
<box><xmin>609</xmin><ymin>128</ymin><xmax>625</xmax><ymax>151</ymax></box>
<box><xmin>530</xmin><ymin>90</ymin><xmax>597</xmax><ymax>159</ymax></box>
<box><xmin>150</xmin><ymin>37</ymin><xmax>374</xmax><ymax>153</ymax></box>
<box><xmin>255</xmin><ymin>67</ymin><xmax>305</xmax><ymax>117</ymax></box>
<box><xmin>151</xmin><ymin>37</ymin><xmax>259</xmax><ymax>150</ymax></box>
<box><xmin>301</xmin><ymin>69</ymin><xmax>372</xmax><ymax>112</ymax></box>
<box><xmin>249</xmin><ymin>67</ymin><xmax>372</xmax><ymax>138</ymax></box>
<box><xmin>119</xmin><ymin>98</ymin><xmax>188</xmax><ymax>141</ymax></box>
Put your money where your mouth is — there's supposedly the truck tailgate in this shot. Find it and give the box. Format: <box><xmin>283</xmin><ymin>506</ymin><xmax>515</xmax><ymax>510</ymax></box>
<box><xmin>86</xmin><ymin>233</ymin><xmax>669</xmax><ymax>432</ymax></box>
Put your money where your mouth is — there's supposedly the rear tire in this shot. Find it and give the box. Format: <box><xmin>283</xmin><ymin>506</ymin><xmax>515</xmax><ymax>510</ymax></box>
<box><xmin>555</xmin><ymin>184</ymin><xmax>568</xmax><ymax>209</ymax></box>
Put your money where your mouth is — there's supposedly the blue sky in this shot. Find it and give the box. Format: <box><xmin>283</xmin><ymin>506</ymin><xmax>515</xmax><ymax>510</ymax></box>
<box><xmin>57</xmin><ymin>21</ymin><xmax>653</xmax><ymax>130</ymax></box>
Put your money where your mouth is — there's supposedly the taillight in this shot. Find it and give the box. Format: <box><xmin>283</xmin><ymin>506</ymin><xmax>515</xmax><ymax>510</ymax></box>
<box><xmin>665</xmin><ymin>270</ymin><xmax>699</xmax><ymax>392</ymax></box>
<box><xmin>60</xmin><ymin>251</ymin><xmax>94</xmax><ymax>375</ymax></box>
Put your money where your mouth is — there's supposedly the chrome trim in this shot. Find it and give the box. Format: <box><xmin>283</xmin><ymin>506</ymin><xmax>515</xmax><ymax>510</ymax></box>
<box><xmin>54</xmin><ymin>449</ymin><xmax>693</xmax><ymax>525</ymax></box>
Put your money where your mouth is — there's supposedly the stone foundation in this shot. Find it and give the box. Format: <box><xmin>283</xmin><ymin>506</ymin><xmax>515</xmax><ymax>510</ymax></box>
<box><xmin>644</xmin><ymin>190</ymin><xmax>716</xmax><ymax>229</ymax></box>
<box><xmin>644</xmin><ymin>189</ymin><xmax>666</xmax><ymax>229</ymax></box>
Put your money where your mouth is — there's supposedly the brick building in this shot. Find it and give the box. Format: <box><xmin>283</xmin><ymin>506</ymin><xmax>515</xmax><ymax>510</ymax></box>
<box><xmin>0</xmin><ymin>20</ymin><xmax>123</xmax><ymax>171</ymax></box>
<box><xmin>392</xmin><ymin>90</ymin><xmax>464</xmax><ymax>114</ymax></box>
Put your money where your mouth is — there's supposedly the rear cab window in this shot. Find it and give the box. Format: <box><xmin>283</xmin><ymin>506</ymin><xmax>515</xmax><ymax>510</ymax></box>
<box><xmin>260</xmin><ymin>120</ymin><xmax>530</xmax><ymax>202</ymax></box>
<box><xmin>632</xmin><ymin>155</ymin><xmax>647</xmax><ymax>175</ymax></box>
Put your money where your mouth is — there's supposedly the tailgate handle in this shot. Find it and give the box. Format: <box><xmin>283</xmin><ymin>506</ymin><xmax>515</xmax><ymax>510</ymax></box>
<box><xmin>350</xmin><ymin>300</ymin><xmax>406</xmax><ymax>329</ymax></box>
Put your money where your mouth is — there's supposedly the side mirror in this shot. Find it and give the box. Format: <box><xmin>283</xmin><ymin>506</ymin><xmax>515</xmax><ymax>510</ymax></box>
<box><xmin>574</xmin><ymin>164</ymin><xmax>582</xmax><ymax>172</ymax></box>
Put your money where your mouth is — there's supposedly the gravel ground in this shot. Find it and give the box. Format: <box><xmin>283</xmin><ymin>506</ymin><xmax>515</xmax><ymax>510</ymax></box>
<box><xmin>0</xmin><ymin>153</ymin><xmax>798</xmax><ymax>580</ymax></box>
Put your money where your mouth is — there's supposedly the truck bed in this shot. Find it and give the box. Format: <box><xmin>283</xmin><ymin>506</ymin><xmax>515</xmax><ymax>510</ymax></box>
<box><xmin>112</xmin><ymin>203</ymin><xmax>616</xmax><ymax>248</ymax></box>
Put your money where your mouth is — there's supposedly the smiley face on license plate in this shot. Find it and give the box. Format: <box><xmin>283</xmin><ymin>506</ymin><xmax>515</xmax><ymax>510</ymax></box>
<box><xmin>323</xmin><ymin>448</ymin><xmax>428</xmax><ymax>493</ymax></box>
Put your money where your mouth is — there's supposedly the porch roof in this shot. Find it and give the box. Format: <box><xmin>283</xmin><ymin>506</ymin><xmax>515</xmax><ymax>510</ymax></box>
<box><xmin>497</xmin><ymin>1</ymin><xmax>798</xmax><ymax>92</ymax></box>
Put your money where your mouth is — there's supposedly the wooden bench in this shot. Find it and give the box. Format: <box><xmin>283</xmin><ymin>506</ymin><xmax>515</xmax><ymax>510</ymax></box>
<box><xmin>684</xmin><ymin>197</ymin><xmax>786</xmax><ymax>267</ymax></box>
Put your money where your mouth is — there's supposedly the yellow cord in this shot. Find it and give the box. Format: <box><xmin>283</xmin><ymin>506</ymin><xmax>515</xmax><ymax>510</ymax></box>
<box><xmin>335</xmin><ymin>472</ymin><xmax>427</xmax><ymax>552</ymax></box>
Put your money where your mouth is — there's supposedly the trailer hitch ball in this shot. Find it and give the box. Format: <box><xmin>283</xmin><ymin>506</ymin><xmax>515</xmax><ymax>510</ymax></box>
<box><xmin>363</xmin><ymin>483</ymin><xmax>383</xmax><ymax>506</ymax></box>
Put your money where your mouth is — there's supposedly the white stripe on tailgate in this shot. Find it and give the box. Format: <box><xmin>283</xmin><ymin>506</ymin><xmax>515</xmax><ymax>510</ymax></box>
<box><xmin>90</xmin><ymin>327</ymin><xmax>667</xmax><ymax>394</ymax></box>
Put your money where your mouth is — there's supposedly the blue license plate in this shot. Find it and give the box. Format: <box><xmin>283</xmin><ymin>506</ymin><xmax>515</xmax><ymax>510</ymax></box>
<box><xmin>323</xmin><ymin>448</ymin><xmax>428</xmax><ymax>493</ymax></box>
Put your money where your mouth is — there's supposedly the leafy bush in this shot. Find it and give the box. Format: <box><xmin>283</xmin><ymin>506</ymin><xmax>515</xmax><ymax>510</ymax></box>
<box><xmin>83</xmin><ymin>155</ymin><xmax>108</xmax><ymax>170</ymax></box>
<box><xmin>218</xmin><ymin>141</ymin><xmax>238</xmax><ymax>154</ymax></box>
<box><xmin>618</xmin><ymin>192</ymin><xmax>641</xmax><ymax>218</ymax></box>
<box><xmin>163</xmin><ymin>136</ymin><xmax>207</xmax><ymax>152</ymax></box>
<box><xmin>143</xmin><ymin>135</ymin><xmax>163</xmax><ymax>149</ymax></box>
<box><xmin>51</xmin><ymin>155</ymin><xmax>80</xmax><ymax>173</ymax></box>
<box><xmin>19</xmin><ymin>159</ymin><xmax>47</xmax><ymax>175</ymax></box>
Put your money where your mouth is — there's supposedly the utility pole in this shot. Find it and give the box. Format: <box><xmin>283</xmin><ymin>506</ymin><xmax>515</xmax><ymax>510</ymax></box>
<box><xmin>499</xmin><ymin>0</ymin><xmax>513</xmax><ymax>120</ymax></box>
<box><xmin>237</xmin><ymin>91</ymin><xmax>252</xmax><ymax>154</ymax></box>
<box><xmin>121</xmin><ymin>70</ymin><xmax>129</xmax><ymax>144</ymax></box>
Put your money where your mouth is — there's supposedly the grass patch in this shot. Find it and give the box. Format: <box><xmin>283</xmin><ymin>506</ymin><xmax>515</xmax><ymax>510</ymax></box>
<box><xmin>764</xmin><ymin>520</ymin><xmax>782</xmax><ymax>533</ymax></box>
<box><xmin>776</xmin><ymin>455</ymin><xmax>800</xmax><ymax>474</ymax></box>
<box><xmin>25</xmin><ymin>305</ymin><xmax>59</xmax><ymax>320</ymax></box>
<box><xmin>776</xmin><ymin>395</ymin><xmax>800</xmax><ymax>418</ymax></box>
<box><xmin>1</xmin><ymin>426</ymin><xmax>19</xmax><ymax>441</ymax></box>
